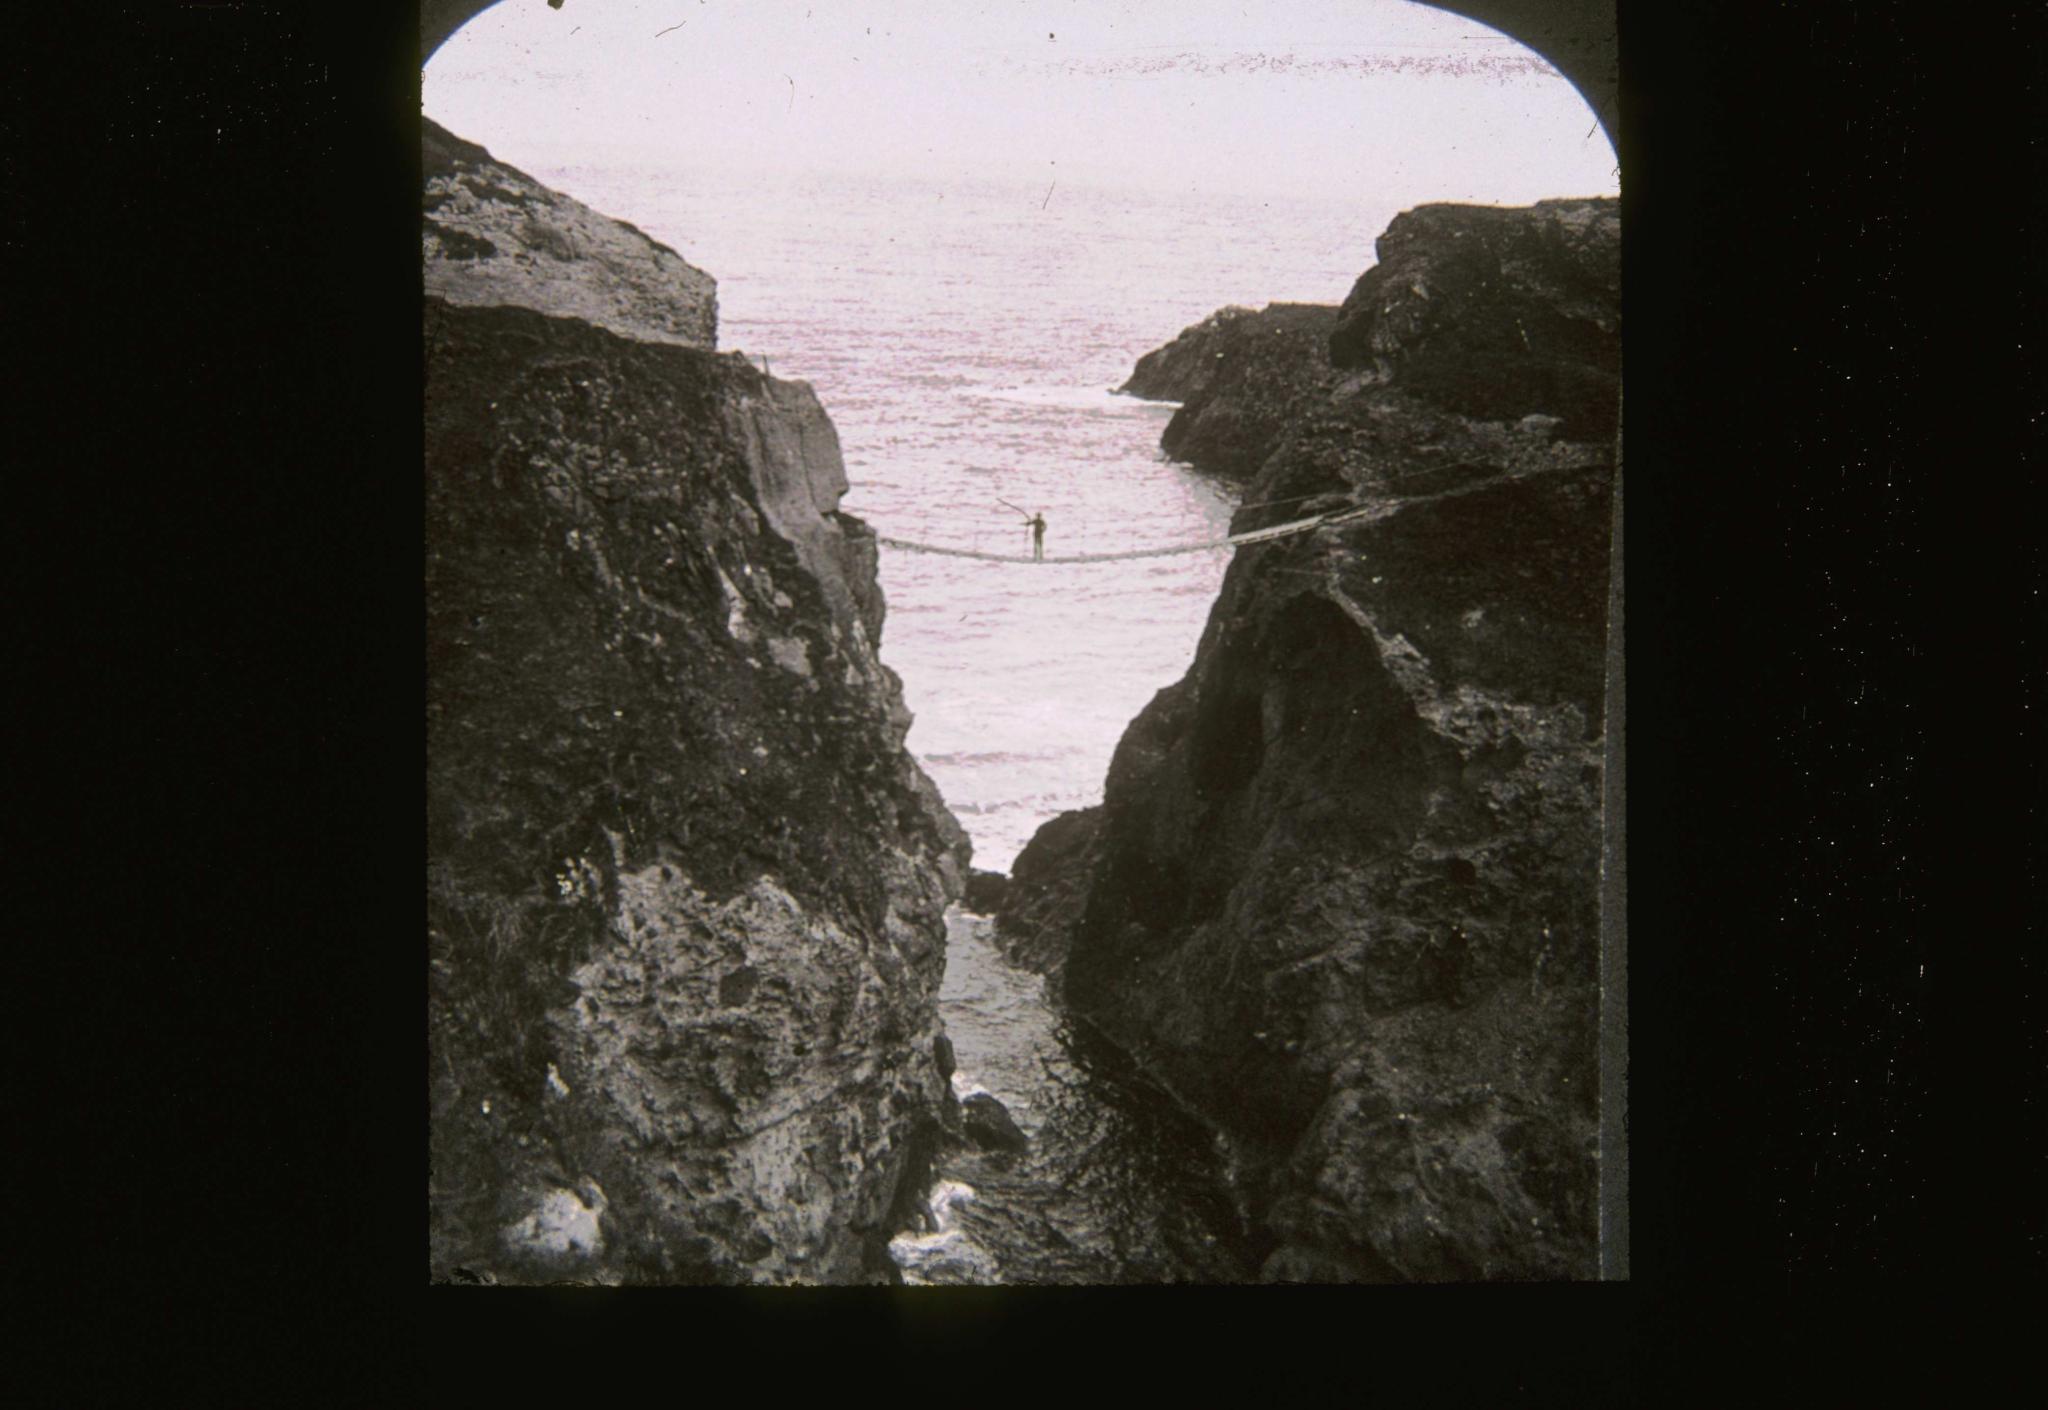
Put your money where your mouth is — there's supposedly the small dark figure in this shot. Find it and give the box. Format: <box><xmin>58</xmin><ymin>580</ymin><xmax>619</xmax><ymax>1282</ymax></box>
<box><xmin>1029</xmin><ymin>513</ymin><xmax>1046</xmax><ymax>561</ymax></box>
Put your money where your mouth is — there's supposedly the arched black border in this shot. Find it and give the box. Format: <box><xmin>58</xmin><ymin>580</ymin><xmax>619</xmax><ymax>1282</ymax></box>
<box><xmin>10</xmin><ymin>0</ymin><xmax>2002</xmax><ymax>1391</ymax></box>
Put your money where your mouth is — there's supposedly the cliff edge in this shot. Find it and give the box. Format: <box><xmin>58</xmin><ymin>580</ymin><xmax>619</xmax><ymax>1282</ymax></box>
<box><xmin>423</xmin><ymin>117</ymin><xmax>719</xmax><ymax>350</ymax></box>
<box><xmin>1003</xmin><ymin>198</ymin><xmax>1619</xmax><ymax>1281</ymax></box>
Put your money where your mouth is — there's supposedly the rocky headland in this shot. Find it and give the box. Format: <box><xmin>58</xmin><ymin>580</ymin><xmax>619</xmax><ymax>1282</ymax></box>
<box><xmin>423</xmin><ymin>118</ymin><xmax>718</xmax><ymax>349</ymax></box>
<box><xmin>1117</xmin><ymin>302</ymin><xmax>1341</xmax><ymax>485</ymax></box>
<box><xmin>425</xmin><ymin>122</ymin><xmax>969</xmax><ymax>1284</ymax></box>
<box><xmin>1000</xmin><ymin>197</ymin><xmax>1620</xmax><ymax>1281</ymax></box>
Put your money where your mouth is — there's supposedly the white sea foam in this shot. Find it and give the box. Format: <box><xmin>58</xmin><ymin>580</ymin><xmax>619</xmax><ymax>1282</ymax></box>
<box><xmin>962</xmin><ymin>383</ymin><xmax>1179</xmax><ymax>413</ymax></box>
<box><xmin>926</xmin><ymin>1178</ymin><xmax>979</xmax><ymax>1226</ymax></box>
<box><xmin>886</xmin><ymin>1178</ymin><xmax>999</xmax><ymax>1284</ymax></box>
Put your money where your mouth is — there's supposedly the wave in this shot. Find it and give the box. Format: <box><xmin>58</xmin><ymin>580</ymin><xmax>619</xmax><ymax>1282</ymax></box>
<box><xmin>886</xmin><ymin>1178</ymin><xmax>999</xmax><ymax>1284</ymax></box>
<box><xmin>931</xmin><ymin>792</ymin><xmax>1101</xmax><ymax>817</ymax></box>
<box><xmin>917</xmin><ymin>749</ymin><xmax>1064</xmax><ymax>767</ymax></box>
<box><xmin>960</xmin><ymin>383</ymin><xmax>1178</xmax><ymax>413</ymax></box>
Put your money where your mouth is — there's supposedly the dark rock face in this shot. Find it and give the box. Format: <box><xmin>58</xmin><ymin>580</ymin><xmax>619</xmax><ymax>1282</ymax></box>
<box><xmin>426</xmin><ymin>126</ymin><xmax>968</xmax><ymax>1285</ymax></box>
<box><xmin>961</xmin><ymin>869</ymin><xmax>1011</xmax><ymax>915</ymax></box>
<box><xmin>1117</xmin><ymin>304</ymin><xmax>1257</xmax><ymax>401</ymax></box>
<box><xmin>960</xmin><ymin>1094</ymin><xmax>1031</xmax><ymax>1154</ymax></box>
<box><xmin>1328</xmin><ymin>199</ymin><xmax>1620</xmax><ymax>438</ymax></box>
<box><xmin>1023</xmin><ymin>199</ymin><xmax>1618</xmax><ymax>1281</ymax></box>
<box><xmin>992</xmin><ymin>804</ymin><xmax>1106</xmax><ymax>978</ymax></box>
<box><xmin>1117</xmin><ymin>303</ymin><xmax>1340</xmax><ymax>484</ymax></box>
<box><xmin>1158</xmin><ymin>305</ymin><xmax>1339</xmax><ymax>484</ymax></box>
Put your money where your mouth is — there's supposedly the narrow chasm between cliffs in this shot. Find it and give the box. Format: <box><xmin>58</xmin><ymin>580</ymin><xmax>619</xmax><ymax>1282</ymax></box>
<box><xmin>424</xmin><ymin>111</ymin><xmax>1619</xmax><ymax>1286</ymax></box>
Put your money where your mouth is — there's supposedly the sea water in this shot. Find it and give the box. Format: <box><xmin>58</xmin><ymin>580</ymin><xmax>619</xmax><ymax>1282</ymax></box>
<box><xmin>516</xmin><ymin>159</ymin><xmax>1381</xmax><ymax>871</ymax></box>
<box><xmin>508</xmin><ymin>158</ymin><xmax>1382</xmax><ymax>1280</ymax></box>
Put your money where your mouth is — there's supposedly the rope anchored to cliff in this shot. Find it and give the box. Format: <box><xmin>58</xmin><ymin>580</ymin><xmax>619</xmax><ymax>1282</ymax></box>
<box><xmin>876</xmin><ymin>504</ymin><xmax>1381</xmax><ymax>564</ymax></box>
<box><xmin>873</xmin><ymin>461</ymin><xmax>1577</xmax><ymax>564</ymax></box>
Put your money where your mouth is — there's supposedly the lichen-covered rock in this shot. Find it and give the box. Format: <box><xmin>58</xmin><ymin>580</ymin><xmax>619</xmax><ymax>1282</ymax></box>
<box><xmin>1016</xmin><ymin>198</ymin><xmax>1619</xmax><ymax>1282</ymax></box>
<box><xmin>423</xmin><ymin>117</ymin><xmax>718</xmax><ymax>349</ymax></box>
<box><xmin>426</xmin><ymin>271</ymin><xmax>967</xmax><ymax>1279</ymax></box>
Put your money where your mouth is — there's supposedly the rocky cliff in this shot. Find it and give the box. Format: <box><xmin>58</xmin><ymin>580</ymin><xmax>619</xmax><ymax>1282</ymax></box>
<box><xmin>1002</xmin><ymin>198</ymin><xmax>1619</xmax><ymax>1281</ymax></box>
<box><xmin>423</xmin><ymin>117</ymin><xmax>718</xmax><ymax>349</ymax></box>
<box><xmin>991</xmin><ymin>805</ymin><xmax>1105</xmax><ymax>983</ymax></box>
<box><xmin>1328</xmin><ymin>199</ymin><xmax>1620</xmax><ymax>437</ymax></box>
<box><xmin>1116</xmin><ymin>304</ymin><xmax>1259</xmax><ymax>401</ymax></box>
<box><xmin>1117</xmin><ymin>302</ymin><xmax>1340</xmax><ymax>485</ymax></box>
<box><xmin>425</xmin><ymin>123</ymin><xmax>968</xmax><ymax>1285</ymax></box>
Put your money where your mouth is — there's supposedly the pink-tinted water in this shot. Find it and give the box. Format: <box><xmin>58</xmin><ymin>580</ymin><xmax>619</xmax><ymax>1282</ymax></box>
<box><xmin>511</xmin><ymin>161</ymin><xmax>1379</xmax><ymax>872</ymax></box>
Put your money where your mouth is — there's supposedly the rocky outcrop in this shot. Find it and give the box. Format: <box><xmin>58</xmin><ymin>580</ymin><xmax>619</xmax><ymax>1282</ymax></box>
<box><xmin>1003</xmin><ymin>198</ymin><xmax>1618</xmax><ymax>1282</ymax></box>
<box><xmin>423</xmin><ymin>117</ymin><xmax>718</xmax><ymax>349</ymax></box>
<box><xmin>961</xmin><ymin>870</ymin><xmax>1011</xmax><ymax>915</ymax></box>
<box><xmin>959</xmin><ymin>1094</ymin><xmax>1030</xmax><ymax>1155</ymax></box>
<box><xmin>1328</xmin><ymin>199</ymin><xmax>1620</xmax><ymax>438</ymax></box>
<box><xmin>1116</xmin><ymin>304</ymin><xmax>1258</xmax><ymax>401</ymax></box>
<box><xmin>992</xmin><ymin>804</ymin><xmax>1105</xmax><ymax>980</ymax></box>
<box><xmin>425</xmin><ymin>125</ymin><xmax>967</xmax><ymax>1285</ymax></box>
<box><xmin>1117</xmin><ymin>303</ymin><xmax>1340</xmax><ymax>484</ymax></box>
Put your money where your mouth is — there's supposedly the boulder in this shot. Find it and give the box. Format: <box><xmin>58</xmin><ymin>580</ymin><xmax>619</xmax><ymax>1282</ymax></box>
<box><xmin>960</xmin><ymin>1093</ymin><xmax>1030</xmax><ymax>1154</ymax></box>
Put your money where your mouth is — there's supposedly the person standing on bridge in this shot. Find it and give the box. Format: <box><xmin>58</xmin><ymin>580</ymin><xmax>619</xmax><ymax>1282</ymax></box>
<box><xmin>998</xmin><ymin>499</ymin><xmax>1048</xmax><ymax>561</ymax></box>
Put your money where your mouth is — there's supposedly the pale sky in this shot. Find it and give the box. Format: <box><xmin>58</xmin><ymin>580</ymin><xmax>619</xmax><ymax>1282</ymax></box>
<box><xmin>425</xmin><ymin>0</ymin><xmax>1617</xmax><ymax>204</ymax></box>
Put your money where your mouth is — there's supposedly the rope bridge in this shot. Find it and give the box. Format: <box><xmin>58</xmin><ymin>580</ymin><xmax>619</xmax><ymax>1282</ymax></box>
<box><xmin>876</xmin><ymin>502</ymin><xmax>1382</xmax><ymax>565</ymax></box>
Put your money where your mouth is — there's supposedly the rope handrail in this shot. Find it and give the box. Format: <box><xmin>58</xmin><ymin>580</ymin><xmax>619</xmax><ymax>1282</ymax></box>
<box><xmin>875</xmin><ymin>504</ymin><xmax>1374</xmax><ymax>564</ymax></box>
<box><xmin>870</xmin><ymin>459</ymin><xmax>1573</xmax><ymax>565</ymax></box>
